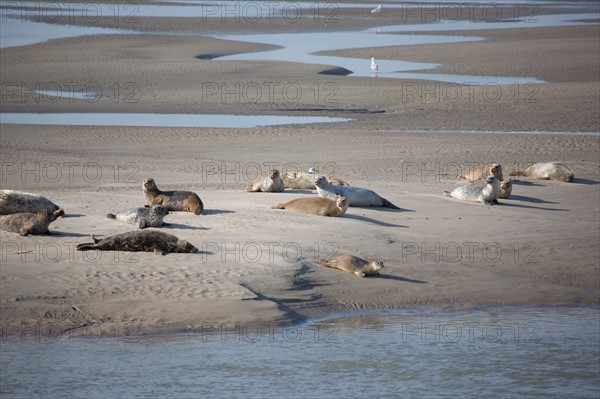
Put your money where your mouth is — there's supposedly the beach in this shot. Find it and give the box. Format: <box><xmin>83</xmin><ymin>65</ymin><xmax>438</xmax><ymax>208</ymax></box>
<box><xmin>1</xmin><ymin>1</ymin><xmax>599</xmax><ymax>337</ymax></box>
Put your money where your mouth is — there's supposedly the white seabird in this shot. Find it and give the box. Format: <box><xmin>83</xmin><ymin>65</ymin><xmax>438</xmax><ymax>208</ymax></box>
<box><xmin>371</xmin><ymin>57</ymin><xmax>378</xmax><ymax>72</ymax></box>
<box><xmin>371</xmin><ymin>4</ymin><xmax>382</xmax><ymax>14</ymax></box>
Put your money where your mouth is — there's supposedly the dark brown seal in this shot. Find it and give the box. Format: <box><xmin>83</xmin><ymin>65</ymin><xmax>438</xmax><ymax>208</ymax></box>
<box><xmin>76</xmin><ymin>230</ymin><xmax>198</xmax><ymax>255</ymax></box>
<box><xmin>143</xmin><ymin>178</ymin><xmax>204</xmax><ymax>215</ymax></box>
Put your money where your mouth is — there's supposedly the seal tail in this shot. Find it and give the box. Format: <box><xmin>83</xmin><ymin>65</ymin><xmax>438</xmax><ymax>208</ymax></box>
<box><xmin>382</xmin><ymin>198</ymin><xmax>402</xmax><ymax>210</ymax></box>
<box><xmin>270</xmin><ymin>204</ymin><xmax>285</xmax><ymax>209</ymax></box>
<box><xmin>106</xmin><ymin>213</ymin><xmax>116</xmax><ymax>219</ymax></box>
<box><xmin>315</xmin><ymin>259</ymin><xmax>330</xmax><ymax>267</ymax></box>
<box><xmin>443</xmin><ymin>191</ymin><xmax>452</xmax><ymax>197</ymax></box>
<box><xmin>76</xmin><ymin>243</ymin><xmax>97</xmax><ymax>251</ymax></box>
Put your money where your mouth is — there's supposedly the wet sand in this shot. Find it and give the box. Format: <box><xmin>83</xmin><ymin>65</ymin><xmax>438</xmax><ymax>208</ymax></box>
<box><xmin>1</xmin><ymin>3</ymin><xmax>598</xmax><ymax>336</ymax></box>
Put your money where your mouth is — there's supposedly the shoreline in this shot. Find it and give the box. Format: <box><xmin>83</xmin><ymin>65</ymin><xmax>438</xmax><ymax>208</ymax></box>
<box><xmin>3</xmin><ymin>304</ymin><xmax>599</xmax><ymax>341</ymax></box>
<box><xmin>1</xmin><ymin>3</ymin><xmax>599</xmax><ymax>337</ymax></box>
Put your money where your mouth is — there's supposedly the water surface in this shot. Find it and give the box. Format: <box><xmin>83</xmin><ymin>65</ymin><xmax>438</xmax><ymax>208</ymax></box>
<box><xmin>0</xmin><ymin>113</ymin><xmax>351</xmax><ymax>128</ymax></box>
<box><xmin>1</xmin><ymin>307</ymin><xmax>598</xmax><ymax>398</ymax></box>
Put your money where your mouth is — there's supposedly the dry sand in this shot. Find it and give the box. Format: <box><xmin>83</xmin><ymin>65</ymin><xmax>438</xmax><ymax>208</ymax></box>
<box><xmin>1</xmin><ymin>4</ymin><xmax>599</xmax><ymax>336</ymax></box>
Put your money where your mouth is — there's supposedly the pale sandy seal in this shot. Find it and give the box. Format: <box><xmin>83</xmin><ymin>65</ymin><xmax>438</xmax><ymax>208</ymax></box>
<box><xmin>315</xmin><ymin>176</ymin><xmax>401</xmax><ymax>209</ymax></box>
<box><xmin>458</xmin><ymin>163</ymin><xmax>503</xmax><ymax>182</ymax></box>
<box><xmin>444</xmin><ymin>175</ymin><xmax>500</xmax><ymax>205</ymax></box>
<box><xmin>509</xmin><ymin>162</ymin><xmax>574</xmax><ymax>182</ymax></box>
<box><xmin>316</xmin><ymin>255</ymin><xmax>384</xmax><ymax>277</ymax></box>
<box><xmin>281</xmin><ymin>172</ymin><xmax>349</xmax><ymax>190</ymax></box>
<box><xmin>246</xmin><ymin>169</ymin><xmax>284</xmax><ymax>192</ymax></box>
<box><xmin>107</xmin><ymin>205</ymin><xmax>169</xmax><ymax>229</ymax></box>
<box><xmin>0</xmin><ymin>209</ymin><xmax>61</xmax><ymax>236</ymax></box>
<box><xmin>76</xmin><ymin>230</ymin><xmax>198</xmax><ymax>255</ymax></box>
<box><xmin>0</xmin><ymin>190</ymin><xmax>65</xmax><ymax>217</ymax></box>
<box><xmin>143</xmin><ymin>178</ymin><xmax>204</xmax><ymax>215</ymax></box>
<box><xmin>271</xmin><ymin>195</ymin><xmax>348</xmax><ymax>217</ymax></box>
<box><xmin>497</xmin><ymin>179</ymin><xmax>512</xmax><ymax>199</ymax></box>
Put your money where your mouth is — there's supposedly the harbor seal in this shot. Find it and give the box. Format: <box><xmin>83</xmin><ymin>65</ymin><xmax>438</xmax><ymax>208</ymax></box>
<box><xmin>458</xmin><ymin>163</ymin><xmax>503</xmax><ymax>182</ymax></box>
<box><xmin>246</xmin><ymin>169</ymin><xmax>285</xmax><ymax>192</ymax></box>
<box><xmin>0</xmin><ymin>209</ymin><xmax>61</xmax><ymax>236</ymax></box>
<box><xmin>497</xmin><ymin>179</ymin><xmax>512</xmax><ymax>199</ymax></box>
<box><xmin>107</xmin><ymin>205</ymin><xmax>169</xmax><ymax>229</ymax></box>
<box><xmin>76</xmin><ymin>230</ymin><xmax>198</xmax><ymax>255</ymax></box>
<box><xmin>143</xmin><ymin>178</ymin><xmax>204</xmax><ymax>215</ymax></box>
<box><xmin>282</xmin><ymin>172</ymin><xmax>349</xmax><ymax>190</ymax></box>
<box><xmin>271</xmin><ymin>195</ymin><xmax>348</xmax><ymax>217</ymax></box>
<box><xmin>509</xmin><ymin>162</ymin><xmax>574</xmax><ymax>182</ymax></box>
<box><xmin>316</xmin><ymin>255</ymin><xmax>384</xmax><ymax>277</ymax></box>
<box><xmin>0</xmin><ymin>190</ymin><xmax>65</xmax><ymax>217</ymax></box>
<box><xmin>315</xmin><ymin>176</ymin><xmax>401</xmax><ymax>209</ymax></box>
<box><xmin>444</xmin><ymin>175</ymin><xmax>500</xmax><ymax>205</ymax></box>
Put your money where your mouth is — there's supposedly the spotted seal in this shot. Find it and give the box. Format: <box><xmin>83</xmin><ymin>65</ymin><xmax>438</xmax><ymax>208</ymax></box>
<box><xmin>0</xmin><ymin>190</ymin><xmax>65</xmax><ymax>217</ymax></box>
<box><xmin>0</xmin><ymin>209</ymin><xmax>61</xmax><ymax>236</ymax></box>
<box><xmin>143</xmin><ymin>178</ymin><xmax>204</xmax><ymax>215</ymax></box>
<box><xmin>76</xmin><ymin>230</ymin><xmax>198</xmax><ymax>255</ymax></box>
<box><xmin>316</xmin><ymin>255</ymin><xmax>384</xmax><ymax>277</ymax></box>
<box><xmin>246</xmin><ymin>169</ymin><xmax>284</xmax><ymax>192</ymax></box>
<box><xmin>509</xmin><ymin>162</ymin><xmax>574</xmax><ymax>182</ymax></box>
<box><xmin>107</xmin><ymin>205</ymin><xmax>169</xmax><ymax>229</ymax></box>
<box><xmin>444</xmin><ymin>175</ymin><xmax>500</xmax><ymax>205</ymax></box>
<box><xmin>315</xmin><ymin>176</ymin><xmax>400</xmax><ymax>209</ymax></box>
<box><xmin>271</xmin><ymin>195</ymin><xmax>348</xmax><ymax>217</ymax></box>
<box><xmin>458</xmin><ymin>163</ymin><xmax>503</xmax><ymax>182</ymax></box>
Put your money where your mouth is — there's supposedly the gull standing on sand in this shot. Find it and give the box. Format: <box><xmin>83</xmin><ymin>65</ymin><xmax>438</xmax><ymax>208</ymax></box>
<box><xmin>371</xmin><ymin>4</ymin><xmax>382</xmax><ymax>14</ymax></box>
<box><xmin>371</xmin><ymin>57</ymin><xmax>378</xmax><ymax>72</ymax></box>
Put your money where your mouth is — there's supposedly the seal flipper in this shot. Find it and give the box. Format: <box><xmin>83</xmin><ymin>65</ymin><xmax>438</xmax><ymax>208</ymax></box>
<box><xmin>76</xmin><ymin>243</ymin><xmax>97</xmax><ymax>251</ymax></box>
<box><xmin>270</xmin><ymin>204</ymin><xmax>285</xmax><ymax>209</ymax></box>
<box><xmin>382</xmin><ymin>198</ymin><xmax>402</xmax><ymax>210</ymax></box>
<box><xmin>19</xmin><ymin>225</ymin><xmax>31</xmax><ymax>236</ymax></box>
<box><xmin>443</xmin><ymin>191</ymin><xmax>452</xmax><ymax>197</ymax></box>
<box><xmin>107</xmin><ymin>213</ymin><xmax>116</xmax><ymax>219</ymax></box>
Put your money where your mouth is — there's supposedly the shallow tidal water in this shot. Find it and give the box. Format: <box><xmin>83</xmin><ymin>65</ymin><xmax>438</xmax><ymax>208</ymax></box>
<box><xmin>1</xmin><ymin>307</ymin><xmax>598</xmax><ymax>398</ymax></box>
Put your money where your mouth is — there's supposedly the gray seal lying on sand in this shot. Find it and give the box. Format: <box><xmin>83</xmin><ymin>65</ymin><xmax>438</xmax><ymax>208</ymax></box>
<box><xmin>281</xmin><ymin>172</ymin><xmax>349</xmax><ymax>190</ymax></box>
<box><xmin>246</xmin><ymin>169</ymin><xmax>285</xmax><ymax>192</ymax></box>
<box><xmin>271</xmin><ymin>195</ymin><xmax>347</xmax><ymax>217</ymax></box>
<box><xmin>316</xmin><ymin>255</ymin><xmax>384</xmax><ymax>277</ymax></box>
<box><xmin>143</xmin><ymin>178</ymin><xmax>204</xmax><ymax>215</ymax></box>
<box><xmin>444</xmin><ymin>175</ymin><xmax>500</xmax><ymax>205</ymax></box>
<box><xmin>0</xmin><ymin>190</ymin><xmax>65</xmax><ymax>217</ymax></box>
<box><xmin>458</xmin><ymin>163</ymin><xmax>503</xmax><ymax>182</ymax></box>
<box><xmin>509</xmin><ymin>162</ymin><xmax>574</xmax><ymax>182</ymax></box>
<box><xmin>468</xmin><ymin>178</ymin><xmax>512</xmax><ymax>199</ymax></box>
<box><xmin>315</xmin><ymin>176</ymin><xmax>401</xmax><ymax>209</ymax></box>
<box><xmin>76</xmin><ymin>230</ymin><xmax>198</xmax><ymax>255</ymax></box>
<box><xmin>107</xmin><ymin>205</ymin><xmax>169</xmax><ymax>229</ymax></box>
<box><xmin>0</xmin><ymin>209</ymin><xmax>61</xmax><ymax>236</ymax></box>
